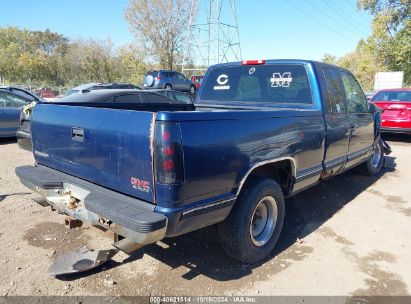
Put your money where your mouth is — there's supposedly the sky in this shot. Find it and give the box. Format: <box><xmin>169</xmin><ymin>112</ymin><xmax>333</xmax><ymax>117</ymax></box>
<box><xmin>0</xmin><ymin>0</ymin><xmax>374</xmax><ymax>62</ymax></box>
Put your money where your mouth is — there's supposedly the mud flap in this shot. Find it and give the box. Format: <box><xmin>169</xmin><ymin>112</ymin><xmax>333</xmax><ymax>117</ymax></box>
<box><xmin>48</xmin><ymin>247</ymin><xmax>119</xmax><ymax>276</ymax></box>
<box><xmin>381</xmin><ymin>138</ymin><xmax>392</xmax><ymax>155</ymax></box>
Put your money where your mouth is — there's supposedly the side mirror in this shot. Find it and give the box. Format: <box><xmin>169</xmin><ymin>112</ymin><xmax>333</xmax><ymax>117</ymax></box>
<box><xmin>368</xmin><ymin>102</ymin><xmax>382</xmax><ymax>114</ymax></box>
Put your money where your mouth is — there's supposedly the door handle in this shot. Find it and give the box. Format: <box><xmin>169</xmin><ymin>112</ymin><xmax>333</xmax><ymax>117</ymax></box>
<box><xmin>72</xmin><ymin>127</ymin><xmax>84</xmax><ymax>142</ymax></box>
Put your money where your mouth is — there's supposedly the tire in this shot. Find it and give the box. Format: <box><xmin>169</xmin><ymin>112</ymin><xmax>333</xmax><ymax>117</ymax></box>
<box><xmin>218</xmin><ymin>177</ymin><xmax>285</xmax><ymax>264</ymax></box>
<box><xmin>189</xmin><ymin>85</ymin><xmax>196</xmax><ymax>94</ymax></box>
<box><xmin>165</xmin><ymin>84</ymin><xmax>172</xmax><ymax>90</ymax></box>
<box><xmin>358</xmin><ymin>138</ymin><xmax>384</xmax><ymax>176</ymax></box>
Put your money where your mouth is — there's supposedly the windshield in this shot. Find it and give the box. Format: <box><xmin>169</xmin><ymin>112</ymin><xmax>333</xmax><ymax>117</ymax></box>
<box><xmin>371</xmin><ymin>91</ymin><xmax>411</xmax><ymax>102</ymax></box>
<box><xmin>65</xmin><ymin>89</ymin><xmax>79</xmax><ymax>96</ymax></box>
<box><xmin>199</xmin><ymin>64</ymin><xmax>312</xmax><ymax>105</ymax></box>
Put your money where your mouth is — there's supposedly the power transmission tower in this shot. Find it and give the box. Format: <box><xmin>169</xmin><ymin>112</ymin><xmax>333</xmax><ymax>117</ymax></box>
<box><xmin>182</xmin><ymin>0</ymin><xmax>242</xmax><ymax>75</ymax></box>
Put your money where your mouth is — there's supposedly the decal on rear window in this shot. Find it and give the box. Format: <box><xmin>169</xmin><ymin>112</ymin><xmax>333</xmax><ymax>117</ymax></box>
<box><xmin>270</xmin><ymin>72</ymin><xmax>292</xmax><ymax>88</ymax></box>
<box><xmin>213</xmin><ymin>74</ymin><xmax>230</xmax><ymax>90</ymax></box>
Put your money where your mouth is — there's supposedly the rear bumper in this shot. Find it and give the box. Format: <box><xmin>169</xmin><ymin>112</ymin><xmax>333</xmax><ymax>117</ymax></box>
<box><xmin>16</xmin><ymin>130</ymin><xmax>32</xmax><ymax>151</ymax></box>
<box><xmin>381</xmin><ymin>127</ymin><xmax>411</xmax><ymax>134</ymax></box>
<box><xmin>15</xmin><ymin>165</ymin><xmax>167</xmax><ymax>244</ymax></box>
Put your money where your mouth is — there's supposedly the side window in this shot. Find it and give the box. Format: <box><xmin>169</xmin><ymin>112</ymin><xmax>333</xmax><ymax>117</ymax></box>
<box><xmin>141</xmin><ymin>93</ymin><xmax>172</xmax><ymax>103</ymax></box>
<box><xmin>0</xmin><ymin>92</ymin><xmax>7</xmax><ymax>107</ymax></box>
<box><xmin>340</xmin><ymin>71</ymin><xmax>368</xmax><ymax>113</ymax></box>
<box><xmin>10</xmin><ymin>89</ymin><xmax>35</xmax><ymax>101</ymax></box>
<box><xmin>0</xmin><ymin>92</ymin><xmax>28</xmax><ymax>107</ymax></box>
<box><xmin>114</xmin><ymin>94</ymin><xmax>143</xmax><ymax>103</ymax></box>
<box><xmin>173</xmin><ymin>92</ymin><xmax>191</xmax><ymax>104</ymax></box>
<box><xmin>322</xmin><ymin>68</ymin><xmax>346</xmax><ymax>114</ymax></box>
<box><xmin>176</xmin><ymin>73</ymin><xmax>186</xmax><ymax>80</ymax></box>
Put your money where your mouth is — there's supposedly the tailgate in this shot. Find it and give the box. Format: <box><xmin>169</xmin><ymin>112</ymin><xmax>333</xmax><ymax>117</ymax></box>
<box><xmin>31</xmin><ymin>103</ymin><xmax>155</xmax><ymax>203</ymax></box>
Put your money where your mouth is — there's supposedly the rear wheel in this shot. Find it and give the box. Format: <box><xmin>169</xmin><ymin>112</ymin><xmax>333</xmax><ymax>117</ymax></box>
<box><xmin>218</xmin><ymin>177</ymin><xmax>285</xmax><ymax>264</ymax></box>
<box><xmin>189</xmin><ymin>85</ymin><xmax>196</xmax><ymax>94</ymax></box>
<box><xmin>359</xmin><ymin>138</ymin><xmax>384</xmax><ymax>176</ymax></box>
<box><xmin>165</xmin><ymin>84</ymin><xmax>172</xmax><ymax>90</ymax></box>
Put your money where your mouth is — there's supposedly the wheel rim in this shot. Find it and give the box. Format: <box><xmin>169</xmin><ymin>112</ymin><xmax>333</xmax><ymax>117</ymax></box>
<box><xmin>371</xmin><ymin>143</ymin><xmax>382</xmax><ymax>168</ymax></box>
<box><xmin>250</xmin><ymin>196</ymin><xmax>278</xmax><ymax>247</ymax></box>
<box><xmin>166</xmin><ymin>85</ymin><xmax>171</xmax><ymax>90</ymax></box>
<box><xmin>190</xmin><ymin>86</ymin><xmax>195</xmax><ymax>93</ymax></box>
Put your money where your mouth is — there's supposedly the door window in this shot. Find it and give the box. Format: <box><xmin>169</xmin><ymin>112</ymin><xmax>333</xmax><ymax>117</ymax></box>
<box><xmin>176</xmin><ymin>73</ymin><xmax>186</xmax><ymax>80</ymax></box>
<box><xmin>141</xmin><ymin>92</ymin><xmax>173</xmax><ymax>103</ymax></box>
<box><xmin>0</xmin><ymin>91</ymin><xmax>28</xmax><ymax>107</ymax></box>
<box><xmin>340</xmin><ymin>71</ymin><xmax>368</xmax><ymax>113</ymax></box>
<box><xmin>172</xmin><ymin>91</ymin><xmax>192</xmax><ymax>104</ymax></box>
<box><xmin>322</xmin><ymin>68</ymin><xmax>346</xmax><ymax>114</ymax></box>
<box><xmin>114</xmin><ymin>94</ymin><xmax>143</xmax><ymax>103</ymax></box>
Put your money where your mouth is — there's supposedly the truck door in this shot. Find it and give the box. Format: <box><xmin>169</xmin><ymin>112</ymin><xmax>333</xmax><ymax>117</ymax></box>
<box><xmin>340</xmin><ymin>71</ymin><xmax>375</xmax><ymax>169</ymax></box>
<box><xmin>175</xmin><ymin>73</ymin><xmax>187</xmax><ymax>91</ymax></box>
<box><xmin>0</xmin><ymin>91</ymin><xmax>27</xmax><ymax>136</ymax></box>
<box><xmin>321</xmin><ymin>68</ymin><xmax>350</xmax><ymax>174</ymax></box>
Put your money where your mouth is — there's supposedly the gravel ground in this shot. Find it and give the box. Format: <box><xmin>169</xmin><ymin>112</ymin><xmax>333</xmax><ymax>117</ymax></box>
<box><xmin>0</xmin><ymin>134</ymin><xmax>410</xmax><ymax>296</ymax></box>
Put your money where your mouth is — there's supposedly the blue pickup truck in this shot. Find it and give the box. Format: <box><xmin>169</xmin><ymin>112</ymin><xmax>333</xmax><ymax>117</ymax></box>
<box><xmin>16</xmin><ymin>60</ymin><xmax>390</xmax><ymax>264</ymax></box>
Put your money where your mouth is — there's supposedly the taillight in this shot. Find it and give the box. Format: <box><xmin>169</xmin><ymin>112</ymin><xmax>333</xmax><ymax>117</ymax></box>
<box><xmin>154</xmin><ymin>122</ymin><xmax>184</xmax><ymax>184</ymax></box>
<box><xmin>156</xmin><ymin>76</ymin><xmax>162</xmax><ymax>81</ymax></box>
<box><xmin>241</xmin><ymin>59</ymin><xmax>265</xmax><ymax>65</ymax></box>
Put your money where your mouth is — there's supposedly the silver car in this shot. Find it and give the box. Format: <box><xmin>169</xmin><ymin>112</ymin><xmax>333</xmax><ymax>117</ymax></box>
<box><xmin>143</xmin><ymin>70</ymin><xmax>196</xmax><ymax>94</ymax></box>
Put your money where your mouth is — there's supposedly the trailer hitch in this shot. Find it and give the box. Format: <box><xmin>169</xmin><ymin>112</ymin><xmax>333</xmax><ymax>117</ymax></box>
<box><xmin>48</xmin><ymin>238</ymin><xmax>144</xmax><ymax>276</ymax></box>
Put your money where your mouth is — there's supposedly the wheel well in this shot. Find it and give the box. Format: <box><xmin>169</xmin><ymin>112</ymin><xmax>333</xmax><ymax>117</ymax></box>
<box><xmin>240</xmin><ymin>160</ymin><xmax>294</xmax><ymax>197</ymax></box>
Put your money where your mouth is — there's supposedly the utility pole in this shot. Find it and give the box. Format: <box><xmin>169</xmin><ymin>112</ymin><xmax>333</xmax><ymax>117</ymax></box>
<box><xmin>181</xmin><ymin>0</ymin><xmax>242</xmax><ymax>76</ymax></box>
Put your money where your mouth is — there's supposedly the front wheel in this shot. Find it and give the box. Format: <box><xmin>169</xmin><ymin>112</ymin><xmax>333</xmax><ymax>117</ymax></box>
<box><xmin>359</xmin><ymin>138</ymin><xmax>384</xmax><ymax>176</ymax></box>
<box><xmin>218</xmin><ymin>177</ymin><xmax>285</xmax><ymax>264</ymax></box>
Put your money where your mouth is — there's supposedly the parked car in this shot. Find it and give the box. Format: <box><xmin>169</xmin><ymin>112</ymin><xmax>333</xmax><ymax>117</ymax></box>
<box><xmin>150</xmin><ymin>89</ymin><xmax>194</xmax><ymax>104</ymax></box>
<box><xmin>16</xmin><ymin>59</ymin><xmax>390</xmax><ymax>269</ymax></box>
<box><xmin>143</xmin><ymin>70</ymin><xmax>196</xmax><ymax>94</ymax></box>
<box><xmin>16</xmin><ymin>89</ymin><xmax>187</xmax><ymax>151</ymax></box>
<box><xmin>64</xmin><ymin>83</ymin><xmax>141</xmax><ymax>96</ymax></box>
<box><xmin>370</xmin><ymin>88</ymin><xmax>411</xmax><ymax>134</ymax></box>
<box><xmin>191</xmin><ymin>75</ymin><xmax>204</xmax><ymax>90</ymax></box>
<box><xmin>35</xmin><ymin>87</ymin><xmax>59</xmax><ymax>99</ymax></box>
<box><xmin>0</xmin><ymin>86</ymin><xmax>44</xmax><ymax>103</ymax></box>
<box><xmin>0</xmin><ymin>89</ymin><xmax>35</xmax><ymax>137</ymax></box>
<box><xmin>364</xmin><ymin>91</ymin><xmax>375</xmax><ymax>101</ymax></box>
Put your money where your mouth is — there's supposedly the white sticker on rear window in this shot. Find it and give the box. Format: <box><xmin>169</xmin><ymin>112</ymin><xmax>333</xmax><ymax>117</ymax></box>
<box><xmin>270</xmin><ymin>72</ymin><xmax>293</xmax><ymax>87</ymax></box>
<box><xmin>214</xmin><ymin>74</ymin><xmax>230</xmax><ymax>90</ymax></box>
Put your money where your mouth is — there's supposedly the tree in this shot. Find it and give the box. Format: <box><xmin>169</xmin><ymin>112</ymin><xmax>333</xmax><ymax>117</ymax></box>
<box><xmin>125</xmin><ymin>0</ymin><xmax>191</xmax><ymax>70</ymax></box>
<box><xmin>0</xmin><ymin>26</ymin><xmax>151</xmax><ymax>89</ymax></box>
<box><xmin>357</xmin><ymin>0</ymin><xmax>411</xmax><ymax>32</ymax></box>
<box><xmin>321</xmin><ymin>1</ymin><xmax>410</xmax><ymax>89</ymax></box>
<box><xmin>117</xmin><ymin>44</ymin><xmax>148</xmax><ymax>84</ymax></box>
<box><xmin>322</xmin><ymin>53</ymin><xmax>338</xmax><ymax>65</ymax></box>
<box><xmin>357</xmin><ymin>0</ymin><xmax>411</xmax><ymax>85</ymax></box>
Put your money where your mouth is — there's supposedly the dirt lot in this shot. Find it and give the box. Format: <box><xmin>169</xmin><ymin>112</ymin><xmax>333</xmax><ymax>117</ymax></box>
<box><xmin>0</xmin><ymin>135</ymin><xmax>410</xmax><ymax>296</ymax></box>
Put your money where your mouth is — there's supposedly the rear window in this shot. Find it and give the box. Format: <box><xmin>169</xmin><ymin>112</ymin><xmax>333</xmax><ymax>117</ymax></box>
<box><xmin>146</xmin><ymin>71</ymin><xmax>158</xmax><ymax>77</ymax></box>
<box><xmin>160</xmin><ymin>71</ymin><xmax>174</xmax><ymax>78</ymax></box>
<box><xmin>199</xmin><ymin>64</ymin><xmax>312</xmax><ymax>105</ymax></box>
<box><xmin>371</xmin><ymin>91</ymin><xmax>411</xmax><ymax>102</ymax></box>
